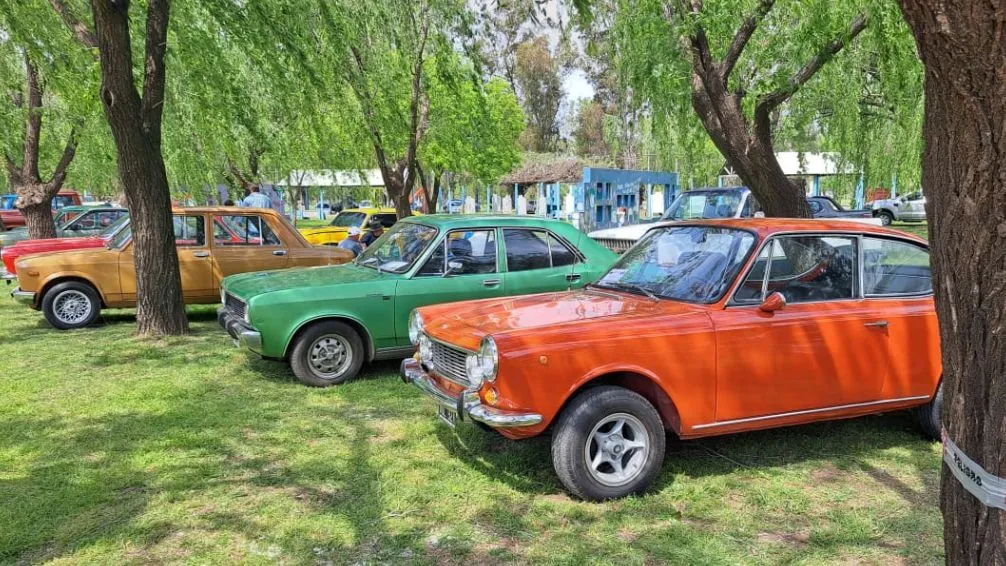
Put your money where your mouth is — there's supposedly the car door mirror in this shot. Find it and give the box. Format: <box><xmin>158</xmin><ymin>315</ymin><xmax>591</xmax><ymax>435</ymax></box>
<box><xmin>444</xmin><ymin>260</ymin><xmax>464</xmax><ymax>277</ymax></box>
<box><xmin>759</xmin><ymin>292</ymin><xmax>786</xmax><ymax>313</ymax></box>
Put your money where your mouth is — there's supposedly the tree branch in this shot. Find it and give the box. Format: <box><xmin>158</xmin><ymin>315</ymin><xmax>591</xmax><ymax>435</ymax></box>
<box><xmin>48</xmin><ymin>0</ymin><xmax>98</xmax><ymax>48</ymax></box>
<box><xmin>403</xmin><ymin>1</ymin><xmax>431</xmax><ymax>194</ymax></box>
<box><xmin>755</xmin><ymin>12</ymin><xmax>868</xmax><ymax>116</ymax></box>
<box><xmin>140</xmin><ymin>0</ymin><xmax>169</xmax><ymax>148</ymax></box>
<box><xmin>347</xmin><ymin>46</ymin><xmax>392</xmax><ymax>179</ymax></box>
<box><xmin>22</xmin><ymin>54</ymin><xmax>42</xmax><ymax>182</ymax></box>
<box><xmin>720</xmin><ymin>0</ymin><xmax>775</xmax><ymax>81</ymax></box>
<box><xmin>47</xmin><ymin>127</ymin><xmax>78</xmax><ymax>191</ymax></box>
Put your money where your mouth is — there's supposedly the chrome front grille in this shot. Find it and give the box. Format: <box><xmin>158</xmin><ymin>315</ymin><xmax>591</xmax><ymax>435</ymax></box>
<box><xmin>593</xmin><ymin>237</ymin><xmax>635</xmax><ymax>254</ymax></box>
<box><xmin>225</xmin><ymin>293</ymin><xmax>246</xmax><ymax>320</ymax></box>
<box><xmin>431</xmin><ymin>340</ymin><xmax>470</xmax><ymax>386</ymax></box>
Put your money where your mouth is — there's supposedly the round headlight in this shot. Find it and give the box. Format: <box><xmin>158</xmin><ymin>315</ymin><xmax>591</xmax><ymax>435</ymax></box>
<box><xmin>466</xmin><ymin>354</ymin><xmax>485</xmax><ymax>387</ymax></box>
<box><xmin>418</xmin><ymin>334</ymin><xmax>433</xmax><ymax>363</ymax></box>
<box><xmin>408</xmin><ymin>310</ymin><xmax>424</xmax><ymax>345</ymax></box>
<box><xmin>477</xmin><ymin>336</ymin><xmax>498</xmax><ymax>382</ymax></box>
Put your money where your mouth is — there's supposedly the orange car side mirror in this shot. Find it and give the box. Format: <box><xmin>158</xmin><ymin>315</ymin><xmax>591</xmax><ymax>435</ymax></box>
<box><xmin>759</xmin><ymin>292</ymin><xmax>786</xmax><ymax>313</ymax></box>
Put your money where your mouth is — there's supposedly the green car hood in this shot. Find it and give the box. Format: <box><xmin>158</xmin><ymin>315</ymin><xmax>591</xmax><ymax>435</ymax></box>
<box><xmin>223</xmin><ymin>262</ymin><xmax>393</xmax><ymax>299</ymax></box>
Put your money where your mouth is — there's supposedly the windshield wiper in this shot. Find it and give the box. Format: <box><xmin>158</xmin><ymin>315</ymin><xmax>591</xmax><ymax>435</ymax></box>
<box><xmin>599</xmin><ymin>282</ymin><xmax>660</xmax><ymax>302</ymax></box>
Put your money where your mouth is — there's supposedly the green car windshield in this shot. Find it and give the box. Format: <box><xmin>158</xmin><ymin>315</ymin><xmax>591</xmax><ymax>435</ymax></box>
<box><xmin>594</xmin><ymin>226</ymin><xmax>755</xmax><ymax>303</ymax></box>
<box><xmin>355</xmin><ymin>222</ymin><xmax>437</xmax><ymax>274</ymax></box>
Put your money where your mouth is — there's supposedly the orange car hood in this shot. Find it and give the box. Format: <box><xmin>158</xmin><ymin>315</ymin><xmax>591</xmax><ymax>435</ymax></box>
<box><xmin>425</xmin><ymin>288</ymin><xmax>699</xmax><ymax>349</ymax></box>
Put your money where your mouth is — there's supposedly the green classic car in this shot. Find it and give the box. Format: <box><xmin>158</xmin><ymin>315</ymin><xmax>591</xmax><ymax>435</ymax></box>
<box><xmin>218</xmin><ymin>215</ymin><xmax>618</xmax><ymax>386</ymax></box>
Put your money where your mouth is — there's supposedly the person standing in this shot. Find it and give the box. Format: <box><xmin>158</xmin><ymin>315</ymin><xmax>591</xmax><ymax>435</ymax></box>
<box><xmin>359</xmin><ymin>217</ymin><xmax>386</xmax><ymax>247</ymax></box>
<box><xmin>338</xmin><ymin>227</ymin><xmax>364</xmax><ymax>257</ymax></box>
<box><xmin>241</xmin><ymin>186</ymin><xmax>272</xmax><ymax>208</ymax></box>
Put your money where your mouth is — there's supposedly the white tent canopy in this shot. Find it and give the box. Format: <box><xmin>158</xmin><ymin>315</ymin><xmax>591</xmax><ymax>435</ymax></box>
<box><xmin>273</xmin><ymin>169</ymin><xmax>384</xmax><ymax>188</ymax></box>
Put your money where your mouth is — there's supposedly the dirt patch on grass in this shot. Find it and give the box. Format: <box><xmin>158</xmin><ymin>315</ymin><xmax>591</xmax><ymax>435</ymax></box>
<box><xmin>756</xmin><ymin>531</ymin><xmax>810</xmax><ymax>548</ymax></box>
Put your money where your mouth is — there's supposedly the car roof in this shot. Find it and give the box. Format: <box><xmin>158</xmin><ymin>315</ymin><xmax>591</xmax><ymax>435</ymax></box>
<box><xmin>401</xmin><ymin>214</ymin><xmax>571</xmax><ymax>229</ymax></box>
<box><xmin>652</xmin><ymin>218</ymin><xmax>928</xmax><ymax>245</ymax></box>
<box><xmin>173</xmin><ymin>206</ymin><xmax>279</xmax><ymax>213</ymax></box>
<box><xmin>336</xmin><ymin>207</ymin><xmax>396</xmax><ymax>214</ymax></box>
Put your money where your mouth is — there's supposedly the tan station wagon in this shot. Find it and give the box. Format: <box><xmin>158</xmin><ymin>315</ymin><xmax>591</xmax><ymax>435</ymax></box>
<box><xmin>10</xmin><ymin>207</ymin><xmax>353</xmax><ymax>329</ymax></box>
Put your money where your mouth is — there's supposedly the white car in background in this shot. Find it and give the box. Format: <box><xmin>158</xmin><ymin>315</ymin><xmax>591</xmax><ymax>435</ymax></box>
<box><xmin>871</xmin><ymin>191</ymin><xmax>927</xmax><ymax>226</ymax></box>
<box><xmin>589</xmin><ymin>187</ymin><xmax>880</xmax><ymax>253</ymax></box>
<box><xmin>589</xmin><ymin>188</ymin><xmax>758</xmax><ymax>253</ymax></box>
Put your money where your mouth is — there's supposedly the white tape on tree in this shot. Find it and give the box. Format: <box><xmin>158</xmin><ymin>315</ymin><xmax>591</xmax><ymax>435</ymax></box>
<box><xmin>942</xmin><ymin>428</ymin><xmax>1006</xmax><ymax>510</ymax></box>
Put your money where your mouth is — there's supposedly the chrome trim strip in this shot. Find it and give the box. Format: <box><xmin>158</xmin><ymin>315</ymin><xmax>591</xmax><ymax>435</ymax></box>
<box><xmin>692</xmin><ymin>395</ymin><xmax>933</xmax><ymax>430</ymax></box>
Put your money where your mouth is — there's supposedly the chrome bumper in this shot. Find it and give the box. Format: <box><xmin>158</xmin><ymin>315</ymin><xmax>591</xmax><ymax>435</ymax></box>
<box><xmin>400</xmin><ymin>357</ymin><xmax>543</xmax><ymax>428</ymax></box>
<box><xmin>218</xmin><ymin>307</ymin><xmax>263</xmax><ymax>353</ymax></box>
<box><xmin>10</xmin><ymin>287</ymin><xmax>35</xmax><ymax>305</ymax></box>
<box><xmin>1</xmin><ymin>270</ymin><xmax>15</xmax><ymax>284</ymax></box>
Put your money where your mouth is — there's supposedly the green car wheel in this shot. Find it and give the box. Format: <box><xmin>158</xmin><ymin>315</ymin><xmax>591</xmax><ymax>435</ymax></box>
<box><xmin>289</xmin><ymin>320</ymin><xmax>365</xmax><ymax>387</ymax></box>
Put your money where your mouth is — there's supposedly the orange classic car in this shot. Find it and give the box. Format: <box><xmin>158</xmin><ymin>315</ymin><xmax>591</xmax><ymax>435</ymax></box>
<box><xmin>402</xmin><ymin>219</ymin><xmax>942</xmax><ymax>500</ymax></box>
<box><xmin>10</xmin><ymin>207</ymin><xmax>353</xmax><ymax>329</ymax></box>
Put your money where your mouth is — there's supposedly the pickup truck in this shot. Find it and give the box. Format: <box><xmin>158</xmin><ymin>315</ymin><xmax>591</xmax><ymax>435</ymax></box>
<box><xmin>0</xmin><ymin>190</ymin><xmax>83</xmax><ymax>229</ymax></box>
<box><xmin>871</xmin><ymin>191</ymin><xmax>926</xmax><ymax>226</ymax></box>
<box><xmin>588</xmin><ymin>187</ymin><xmax>879</xmax><ymax>253</ymax></box>
<box><xmin>806</xmin><ymin>196</ymin><xmax>872</xmax><ymax>219</ymax></box>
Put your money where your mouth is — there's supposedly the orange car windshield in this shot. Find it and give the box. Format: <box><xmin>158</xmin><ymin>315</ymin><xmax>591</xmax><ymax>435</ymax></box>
<box><xmin>595</xmin><ymin>226</ymin><xmax>755</xmax><ymax>303</ymax></box>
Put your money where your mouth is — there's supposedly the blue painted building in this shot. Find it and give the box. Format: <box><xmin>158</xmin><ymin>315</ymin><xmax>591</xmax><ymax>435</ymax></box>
<box><xmin>580</xmin><ymin>168</ymin><xmax>679</xmax><ymax>231</ymax></box>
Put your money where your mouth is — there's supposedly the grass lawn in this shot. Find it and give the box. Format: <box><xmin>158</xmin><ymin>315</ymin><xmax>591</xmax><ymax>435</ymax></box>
<box><xmin>890</xmin><ymin>222</ymin><xmax>928</xmax><ymax>240</ymax></box>
<box><xmin>0</xmin><ymin>299</ymin><xmax>943</xmax><ymax>564</ymax></box>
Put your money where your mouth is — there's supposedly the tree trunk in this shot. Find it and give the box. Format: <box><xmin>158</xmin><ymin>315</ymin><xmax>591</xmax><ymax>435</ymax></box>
<box><xmin>21</xmin><ymin>200</ymin><xmax>57</xmax><ymax>239</ymax></box>
<box><xmin>896</xmin><ymin>2</ymin><xmax>1006</xmax><ymax>563</ymax></box>
<box><xmin>91</xmin><ymin>0</ymin><xmax>188</xmax><ymax>336</ymax></box>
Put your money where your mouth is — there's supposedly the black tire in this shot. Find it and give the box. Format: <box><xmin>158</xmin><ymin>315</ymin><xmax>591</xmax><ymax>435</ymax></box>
<box><xmin>289</xmin><ymin>320</ymin><xmax>365</xmax><ymax>387</ymax></box>
<box><xmin>876</xmin><ymin>210</ymin><xmax>894</xmax><ymax>226</ymax></box>
<box><xmin>916</xmin><ymin>382</ymin><xmax>942</xmax><ymax>440</ymax></box>
<box><xmin>41</xmin><ymin>281</ymin><xmax>101</xmax><ymax>330</ymax></box>
<box><xmin>551</xmin><ymin>386</ymin><xmax>666</xmax><ymax>501</ymax></box>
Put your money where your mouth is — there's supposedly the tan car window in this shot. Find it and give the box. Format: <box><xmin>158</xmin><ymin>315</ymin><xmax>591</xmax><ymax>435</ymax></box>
<box><xmin>174</xmin><ymin>216</ymin><xmax>205</xmax><ymax>247</ymax></box>
<box><xmin>214</xmin><ymin>215</ymin><xmax>281</xmax><ymax>246</ymax></box>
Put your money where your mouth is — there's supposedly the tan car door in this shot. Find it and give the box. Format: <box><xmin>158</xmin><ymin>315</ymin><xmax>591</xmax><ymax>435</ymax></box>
<box><xmin>210</xmin><ymin>214</ymin><xmax>290</xmax><ymax>286</ymax></box>
<box><xmin>118</xmin><ymin>214</ymin><xmax>215</xmax><ymax>302</ymax></box>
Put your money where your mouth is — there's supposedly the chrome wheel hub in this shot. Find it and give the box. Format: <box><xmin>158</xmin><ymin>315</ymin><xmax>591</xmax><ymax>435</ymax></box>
<box><xmin>308</xmin><ymin>334</ymin><xmax>352</xmax><ymax>379</ymax></box>
<box><xmin>53</xmin><ymin>290</ymin><xmax>92</xmax><ymax>325</ymax></box>
<box><xmin>585</xmin><ymin>413</ymin><xmax>649</xmax><ymax>487</ymax></box>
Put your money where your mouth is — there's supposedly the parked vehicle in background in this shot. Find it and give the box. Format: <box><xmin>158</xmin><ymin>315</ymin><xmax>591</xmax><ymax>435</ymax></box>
<box><xmin>0</xmin><ymin>213</ymin><xmax>260</xmax><ymax>282</ymax></box>
<box><xmin>219</xmin><ymin>215</ymin><xmax>618</xmax><ymax>387</ymax></box>
<box><xmin>1</xmin><ymin>217</ymin><xmax>129</xmax><ymax>284</ymax></box>
<box><xmin>0</xmin><ymin>206</ymin><xmax>126</xmax><ymax>249</ymax></box>
<box><xmin>0</xmin><ymin>190</ymin><xmax>82</xmax><ymax>229</ymax></box>
<box><xmin>806</xmin><ymin>196</ymin><xmax>872</xmax><ymax>219</ymax></box>
<box><xmin>403</xmin><ymin>219</ymin><xmax>941</xmax><ymax>500</ymax></box>
<box><xmin>591</xmin><ymin>188</ymin><xmax>879</xmax><ymax>253</ymax></box>
<box><xmin>871</xmin><ymin>191</ymin><xmax>927</xmax><ymax>225</ymax></box>
<box><xmin>444</xmin><ymin>199</ymin><xmax>463</xmax><ymax>214</ymax></box>
<box><xmin>298</xmin><ymin>207</ymin><xmax>397</xmax><ymax>246</ymax></box>
<box><xmin>9</xmin><ymin>208</ymin><xmax>353</xmax><ymax>330</ymax></box>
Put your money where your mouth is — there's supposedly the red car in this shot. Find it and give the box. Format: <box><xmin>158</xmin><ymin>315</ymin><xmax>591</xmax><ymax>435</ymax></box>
<box><xmin>1</xmin><ymin>214</ymin><xmax>252</xmax><ymax>283</ymax></box>
<box><xmin>0</xmin><ymin>191</ymin><xmax>82</xmax><ymax>229</ymax></box>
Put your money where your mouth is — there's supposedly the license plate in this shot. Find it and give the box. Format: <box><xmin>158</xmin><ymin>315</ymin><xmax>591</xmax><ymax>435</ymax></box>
<box><xmin>437</xmin><ymin>405</ymin><xmax>458</xmax><ymax>428</ymax></box>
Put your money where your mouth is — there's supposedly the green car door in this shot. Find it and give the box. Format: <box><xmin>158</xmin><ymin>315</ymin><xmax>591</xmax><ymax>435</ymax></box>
<box><xmin>393</xmin><ymin>227</ymin><xmax>507</xmax><ymax>347</ymax></box>
<box><xmin>501</xmin><ymin>227</ymin><xmax>591</xmax><ymax>294</ymax></box>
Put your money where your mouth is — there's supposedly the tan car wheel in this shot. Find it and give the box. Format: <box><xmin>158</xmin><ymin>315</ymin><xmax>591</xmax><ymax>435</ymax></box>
<box><xmin>41</xmin><ymin>281</ymin><xmax>101</xmax><ymax>330</ymax></box>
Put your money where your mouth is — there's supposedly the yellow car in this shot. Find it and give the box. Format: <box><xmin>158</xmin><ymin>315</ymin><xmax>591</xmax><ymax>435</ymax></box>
<box><xmin>299</xmin><ymin>208</ymin><xmax>398</xmax><ymax>246</ymax></box>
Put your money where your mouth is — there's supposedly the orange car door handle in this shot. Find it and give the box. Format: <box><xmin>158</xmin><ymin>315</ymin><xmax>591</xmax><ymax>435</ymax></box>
<box><xmin>483</xmin><ymin>279</ymin><xmax>501</xmax><ymax>287</ymax></box>
<box><xmin>864</xmin><ymin>320</ymin><xmax>889</xmax><ymax>328</ymax></box>
<box><xmin>272</xmin><ymin>250</ymin><xmax>288</xmax><ymax>256</ymax></box>
<box><xmin>193</xmin><ymin>251</ymin><xmax>210</xmax><ymax>258</ymax></box>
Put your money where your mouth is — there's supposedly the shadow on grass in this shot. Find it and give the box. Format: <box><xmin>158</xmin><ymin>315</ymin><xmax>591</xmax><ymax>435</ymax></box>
<box><xmin>435</xmin><ymin>410</ymin><xmax>937</xmax><ymax>498</ymax></box>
